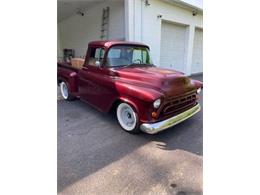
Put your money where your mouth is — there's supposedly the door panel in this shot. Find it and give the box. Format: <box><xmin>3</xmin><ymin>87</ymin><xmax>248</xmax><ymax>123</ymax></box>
<box><xmin>78</xmin><ymin>66</ymin><xmax>117</xmax><ymax>112</ymax></box>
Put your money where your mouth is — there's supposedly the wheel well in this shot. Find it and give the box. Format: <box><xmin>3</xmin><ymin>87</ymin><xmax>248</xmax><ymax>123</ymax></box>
<box><xmin>57</xmin><ymin>79</ymin><xmax>61</xmax><ymax>86</ymax></box>
<box><xmin>109</xmin><ymin>99</ymin><xmax>122</xmax><ymax>114</ymax></box>
<box><xmin>57</xmin><ymin>78</ymin><xmax>65</xmax><ymax>86</ymax></box>
<box><xmin>109</xmin><ymin>98</ymin><xmax>139</xmax><ymax>117</ymax></box>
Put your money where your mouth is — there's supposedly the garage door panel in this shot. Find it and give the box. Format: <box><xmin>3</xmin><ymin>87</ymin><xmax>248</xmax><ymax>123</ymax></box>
<box><xmin>160</xmin><ymin>22</ymin><xmax>186</xmax><ymax>72</ymax></box>
<box><xmin>192</xmin><ymin>28</ymin><xmax>203</xmax><ymax>74</ymax></box>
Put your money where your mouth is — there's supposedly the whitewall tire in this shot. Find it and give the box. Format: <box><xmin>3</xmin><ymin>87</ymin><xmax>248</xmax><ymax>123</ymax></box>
<box><xmin>116</xmin><ymin>102</ymin><xmax>140</xmax><ymax>133</ymax></box>
<box><xmin>60</xmin><ymin>81</ymin><xmax>74</xmax><ymax>101</ymax></box>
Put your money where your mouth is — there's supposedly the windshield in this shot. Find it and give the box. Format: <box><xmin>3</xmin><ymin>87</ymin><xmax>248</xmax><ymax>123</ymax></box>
<box><xmin>106</xmin><ymin>45</ymin><xmax>153</xmax><ymax>67</ymax></box>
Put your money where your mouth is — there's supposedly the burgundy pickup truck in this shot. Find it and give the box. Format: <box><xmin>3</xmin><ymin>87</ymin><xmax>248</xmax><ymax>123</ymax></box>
<box><xmin>58</xmin><ymin>41</ymin><xmax>202</xmax><ymax>134</ymax></box>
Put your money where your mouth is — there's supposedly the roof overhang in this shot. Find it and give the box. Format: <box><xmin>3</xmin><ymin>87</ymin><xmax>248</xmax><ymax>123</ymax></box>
<box><xmin>57</xmin><ymin>0</ymin><xmax>107</xmax><ymax>22</ymax></box>
<box><xmin>161</xmin><ymin>0</ymin><xmax>203</xmax><ymax>14</ymax></box>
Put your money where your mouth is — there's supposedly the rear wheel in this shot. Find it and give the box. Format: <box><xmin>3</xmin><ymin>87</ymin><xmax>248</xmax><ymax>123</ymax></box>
<box><xmin>116</xmin><ymin>102</ymin><xmax>140</xmax><ymax>133</ymax></box>
<box><xmin>60</xmin><ymin>82</ymin><xmax>74</xmax><ymax>100</ymax></box>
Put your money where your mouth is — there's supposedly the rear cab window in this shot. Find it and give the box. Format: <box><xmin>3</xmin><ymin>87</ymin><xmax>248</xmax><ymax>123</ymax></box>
<box><xmin>87</xmin><ymin>47</ymin><xmax>105</xmax><ymax>66</ymax></box>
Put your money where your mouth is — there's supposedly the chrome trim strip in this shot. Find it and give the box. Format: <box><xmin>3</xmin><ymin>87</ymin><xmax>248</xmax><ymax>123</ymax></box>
<box><xmin>140</xmin><ymin>104</ymin><xmax>201</xmax><ymax>134</ymax></box>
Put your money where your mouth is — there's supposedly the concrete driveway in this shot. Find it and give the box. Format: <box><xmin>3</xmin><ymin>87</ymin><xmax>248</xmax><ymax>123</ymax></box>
<box><xmin>58</xmin><ymin>75</ymin><xmax>203</xmax><ymax>195</ymax></box>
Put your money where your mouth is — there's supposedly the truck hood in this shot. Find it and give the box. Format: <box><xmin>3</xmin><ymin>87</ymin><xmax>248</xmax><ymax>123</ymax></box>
<box><xmin>114</xmin><ymin>66</ymin><xmax>201</xmax><ymax>97</ymax></box>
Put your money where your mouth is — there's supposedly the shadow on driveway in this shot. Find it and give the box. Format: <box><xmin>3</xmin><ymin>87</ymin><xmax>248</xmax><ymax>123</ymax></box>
<box><xmin>57</xmin><ymin>75</ymin><xmax>203</xmax><ymax>193</ymax></box>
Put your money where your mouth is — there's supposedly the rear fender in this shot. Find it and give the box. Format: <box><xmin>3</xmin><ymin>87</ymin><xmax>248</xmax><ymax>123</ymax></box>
<box><xmin>58</xmin><ymin>72</ymin><xmax>78</xmax><ymax>93</ymax></box>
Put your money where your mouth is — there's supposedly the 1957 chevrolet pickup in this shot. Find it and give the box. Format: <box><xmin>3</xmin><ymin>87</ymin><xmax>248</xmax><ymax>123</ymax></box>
<box><xmin>57</xmin><ymin>40</ymin><xmax>202</xmax><ymax>134</ymax></box>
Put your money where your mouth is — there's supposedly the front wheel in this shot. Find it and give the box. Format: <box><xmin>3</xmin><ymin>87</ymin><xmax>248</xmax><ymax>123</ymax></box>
<box><xmin>60</xmin><ymin>81</ymin><xmax>75</xmax><ymax>101</ymax></box>
<box><xmin>116</xmin><ymin>102</ymin><xmax>140</xmax><ymax>133</ymax></box>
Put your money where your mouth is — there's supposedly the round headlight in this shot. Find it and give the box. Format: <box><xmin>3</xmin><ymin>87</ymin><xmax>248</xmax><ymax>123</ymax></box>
<box><xmin>153</xmin><ymin>99</ymin><xmax>161</xmax><ymax>108</ymax></box>
<box><xmin>197</xmin><ymin>88</ymin><xmax>202</xmax><ymax>94</ymax></box>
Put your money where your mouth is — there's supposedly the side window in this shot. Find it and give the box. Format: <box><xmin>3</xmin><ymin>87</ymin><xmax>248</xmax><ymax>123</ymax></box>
<box><xmin>88</xmin><ymin>47</ymin><xmax>105</xmax><ymax>66</ymax></box>
<box><xmin>133</xmin><ymin>50</ymin><xmax>142</xmax><ymax>62</ymax></box>
<box><xmin>132</xmin><ymin>49</ymin><xmax>148</xmax><ymax>63</ymax></box>
<box><xmin>95</xmin><ymin>48</ymin><xmax>105</xmax><ymax>59</ymax></box>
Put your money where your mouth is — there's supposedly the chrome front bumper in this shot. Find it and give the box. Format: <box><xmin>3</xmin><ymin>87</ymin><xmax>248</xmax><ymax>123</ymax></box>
<box><xmin>140</xmin><ymin>103</ymin><xmax>201</xmax><ymax>134</ymax></box>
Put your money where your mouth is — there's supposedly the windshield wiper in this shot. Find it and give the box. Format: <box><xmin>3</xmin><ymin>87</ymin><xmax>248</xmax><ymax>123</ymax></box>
<box><xmin>122</xmin><ymin>63</ymin><xmax>153</xmax><ymax>68</ymax></box>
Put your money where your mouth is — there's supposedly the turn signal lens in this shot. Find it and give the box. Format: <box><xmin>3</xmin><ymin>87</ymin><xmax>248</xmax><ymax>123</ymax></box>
<box><xmin>152</xmin><ymin>111</ymin><xmax>157</xmax><ymax>118</ymax></box>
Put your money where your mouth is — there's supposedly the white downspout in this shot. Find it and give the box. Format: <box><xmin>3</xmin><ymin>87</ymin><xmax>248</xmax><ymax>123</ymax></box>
<box><xmin>141</xmin><ymin>0</ymin><xmax>143</xmax><ymax>42</ymax></box>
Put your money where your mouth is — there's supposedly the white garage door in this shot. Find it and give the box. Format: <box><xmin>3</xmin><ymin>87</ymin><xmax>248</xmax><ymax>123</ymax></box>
<box><xmin>192</xmin><ymin>28</ymin><xmax>203</xmax><ymax>73</ymax></box>
<box><xmin>160</xmin><ymin>21</ymin><xmax>186</xmax><ymax>72</ymax></box>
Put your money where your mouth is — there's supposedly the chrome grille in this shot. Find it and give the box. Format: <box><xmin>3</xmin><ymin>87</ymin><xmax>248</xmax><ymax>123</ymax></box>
<box><xmin>162</xmin><ymin>91</ymin><xmax>197</xmax><ymax>116</ymax></box>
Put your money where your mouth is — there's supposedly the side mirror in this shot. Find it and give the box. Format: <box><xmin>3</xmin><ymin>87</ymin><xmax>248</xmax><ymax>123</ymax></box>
<box><xmin>95</xmin><ymin>60</ymin><xmax>101</xmax><ymax>67</ymax></box>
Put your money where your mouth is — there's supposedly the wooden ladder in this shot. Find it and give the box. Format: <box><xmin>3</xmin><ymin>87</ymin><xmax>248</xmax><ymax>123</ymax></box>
<box><xmin>100</xmin><ymin>7</ymin><xmax>110</xmax><ymax>40</ymax></box>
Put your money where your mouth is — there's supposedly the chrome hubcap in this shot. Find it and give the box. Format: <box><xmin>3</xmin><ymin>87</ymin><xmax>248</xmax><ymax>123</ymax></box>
<box><xmin>117</xmin><ymin>103</ymin><xmax>137</xmax><ymax>131</ymax></box>
<box><xmin>121</xmin><ymin>107</ymin><xmax>135</xmax><ymax>127</ymax></box>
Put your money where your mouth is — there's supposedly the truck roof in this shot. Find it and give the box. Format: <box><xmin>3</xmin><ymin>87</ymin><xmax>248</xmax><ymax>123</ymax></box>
<box><xmin>88</xmin><ymin>40</ymin><xmax>149</xmax><ymax>49</ymax></box>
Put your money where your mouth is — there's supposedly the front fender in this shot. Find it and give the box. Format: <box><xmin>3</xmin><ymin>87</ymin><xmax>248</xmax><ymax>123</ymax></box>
<box><xmin>118</xmin><ymin>96</ymin><xmax>139</xmax><ymax>113</ymax></box>
<box><xmin>117</xmin><ymin>95</ymin><xmax>154</xmax><ymax>123</ymax></box>
<box><xmin>191</xmin><ymin>79</ymin><xmax>203</xmax><ymax>89</ymax></box>
<box><xmin>114</xmin><ymin>82</ymin><xmax>163</xmax><ymax>123</ymax></box>
<box><xmin>115</xmin><ymin>81</ymin><xmax>163</xmax><ymax>102</ymax></box>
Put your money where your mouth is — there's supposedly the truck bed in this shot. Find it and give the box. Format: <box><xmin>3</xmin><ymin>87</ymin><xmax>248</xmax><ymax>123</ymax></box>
<box><xmin>57</xmin><ymin>62</ymin><xmax>80</xmax><ymax>72</ymax></box>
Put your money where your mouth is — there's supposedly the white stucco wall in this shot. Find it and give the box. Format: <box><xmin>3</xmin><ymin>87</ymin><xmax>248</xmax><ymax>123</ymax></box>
<box><xmin>58</xmin><ymin>0</ymin><xmax>202</xmax><ymax>74</ymax></box>
<box><xmin>125</xmin><ymin>0</ymin><xmax>203</xmax><ymax>74</ymax></box>
<box><xmin>57</xmin><ymin>26</ymin><xmax>63</xmax><ymax>59</ymax></box>
<box><xmin>58</xmin><ymin>0</ymin><xmax>125</xmax><ymax>57</ymax></box>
